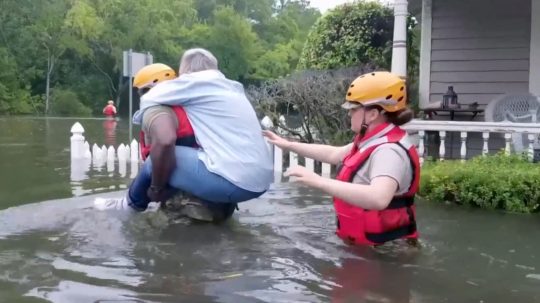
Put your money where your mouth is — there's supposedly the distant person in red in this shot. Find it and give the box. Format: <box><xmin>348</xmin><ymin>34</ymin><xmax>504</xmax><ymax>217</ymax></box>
<box><xmin>102</xmin><ymin>100</ymin><xmax>117</xmax><ymax>117</ymax></box>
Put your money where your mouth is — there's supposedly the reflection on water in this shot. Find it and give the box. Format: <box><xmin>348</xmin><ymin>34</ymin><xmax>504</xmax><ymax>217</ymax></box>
<box><xmin>0</xmin><ymin>117</ymin><xmax>133</xmax><ymax>208</ymax></box>
<box><xmin>0</xmin><ymin>117</ymin><xmax>539</xmax><ymax>302</ymax></box>
<box><xmin>103</xmin><ymin>117</ymin><xmax>118</xmax><ymax>147</ymax></box>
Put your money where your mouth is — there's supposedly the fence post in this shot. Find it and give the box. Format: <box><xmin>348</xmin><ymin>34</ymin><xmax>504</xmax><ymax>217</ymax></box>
<box><xmin>70</xmin><ymin>122</ymin><xmax>85</xmax><ymax>159</ymax></box>
<box><xmin>130</xmin><ymin>139</ymin><xmax>139</xmax><ymax>162</ymax></box>
<box><xmin>273</xmin><ymin>146</ymin><xmax>283</xmax><ymax>183</ymax></box>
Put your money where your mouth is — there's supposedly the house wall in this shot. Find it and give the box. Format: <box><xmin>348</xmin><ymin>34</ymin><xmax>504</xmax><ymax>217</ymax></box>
<box><xmin>419</xmin><ymin>0</ymin><xmax>532</xmax><ymax>108</ymax></box>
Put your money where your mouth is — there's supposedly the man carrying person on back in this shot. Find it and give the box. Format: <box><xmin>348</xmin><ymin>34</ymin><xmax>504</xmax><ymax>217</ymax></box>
<box><xmin>94</xmin><ymin>48</ymin><xmax>273</xmax><ymax>222</ymax></box>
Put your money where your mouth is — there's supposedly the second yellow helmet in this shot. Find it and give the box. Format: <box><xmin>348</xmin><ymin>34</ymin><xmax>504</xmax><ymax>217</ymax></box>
<box><xmin>133</xmin><ymin>63</ymin><xmax>177</xmax><ymax>89</ymax></box>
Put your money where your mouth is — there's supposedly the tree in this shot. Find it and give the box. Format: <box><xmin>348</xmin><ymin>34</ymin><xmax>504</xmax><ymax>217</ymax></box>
<box><xmin>0</xmin><ymin>48</ymin><xmax>35</xmax><ymax>114</ymax></box>
<box><xmin>193</xmin><ymin>0</ymin><xmax>274</xmax><ymax>24</ymax></box>
<box><xmin>298</xmin><ymin>1</ymin><xmax>395</xmax><ymax>70</ymax></box>
<box><xmin>205</xmin><ymin>7</ymin><xmax>262</xmax><ymax>80</ymax></box>
<box><xmin>259</xmin><ymin>1</ymin><xmax>320</xmax><ymax>58</ymax></box>
<box><xmin>28</xmin><ymin>0</ymin><xmax>73</xmax><ymax>114</ymax></box>
<box><xmin>0</xmin><ymin>0</ymin><xmax>322</xmax><ymax>115</ymax></box>
<box><xmin>251</xmin><ymin>43</ymin><xmax>293</xmax><ymax>79</ymax></box>
<box><xmin>297</xmin><ymin>1</ymin><xmax>420</xmax><ymax>107</ymax></box>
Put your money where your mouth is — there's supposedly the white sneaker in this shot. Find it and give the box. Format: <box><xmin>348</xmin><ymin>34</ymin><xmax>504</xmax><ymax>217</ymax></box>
<box><xmin>93</xmin><ymin>197</ymin><xmax>133</xmax><ymax>211</ymax></box>
<box><xmin>93</xmin><ymin>197</ymin><xmax>161</xmax><ymax>212</ymax></box>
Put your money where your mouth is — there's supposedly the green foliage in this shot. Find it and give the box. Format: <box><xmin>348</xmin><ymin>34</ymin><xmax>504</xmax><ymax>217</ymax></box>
<box><xmin>251</xmin><ymin>43</ymin><xmax>297</xmax><ymax>80</ymax></box>
<box><xmin>246</xmin><ymin>1</ymin><xmax>422</xmax><ymax>147</ymax></box>
<box><xmin>0</xmin><ymin>0</ymin><xmax>320</xmax><ymax>115</ymax></box>
<box><xmin>299</xmin><ymin>1</ymin><xmax>395</xmax><ymax>70</ymax></box>
<box><xmin>50</xmin><ymin>89</ymin><xmax>92</xmax><ymax>117</ymax></box>
<box><xmin>0</xmin><ymin>48</ymin><xmax>37</xmax><ymax>115</ymax></box>
<box><xmin>297</xmin><ymin>1</ymin><xmax>420</xmax><ymax>110</ymax></box>
<box><xmin>205</xmin><ymin>6</ymin><xmax>261</xmax><ymax>81</ymax></box>
<box><xmin>420</xmin><ymin>153</ymin><xmax>540</xmax><ymax>213</ymax></box>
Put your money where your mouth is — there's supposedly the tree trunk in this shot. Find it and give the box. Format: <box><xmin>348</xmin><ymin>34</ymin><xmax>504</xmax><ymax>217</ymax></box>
<box><xmin>45</xmin><ymin>55</ymin><xmax>51</xmax><ymax>114</ymax></box>
<box><xmin>45</xmin><ymin>53</ymin><xmax>54</xmax><ymax>115</ymax></box>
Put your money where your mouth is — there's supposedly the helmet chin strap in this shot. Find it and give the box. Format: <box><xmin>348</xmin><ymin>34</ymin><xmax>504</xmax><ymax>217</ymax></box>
<box><xmin>359</xmin><ymin>111</ymin><xmax>369</xmax><ymax>138</ymax></box>
<box><xmin>359</xmin><ymin>108</ymin><xmax>385</xmax><ymax>138</ymax></box>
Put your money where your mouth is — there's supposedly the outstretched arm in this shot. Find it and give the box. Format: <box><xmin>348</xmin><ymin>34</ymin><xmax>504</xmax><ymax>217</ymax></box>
<box><xmin>263</xmin><ymin>130</ymin><xmax>351</xmax><ymax>165</ymax></box>
<box><xmin>284</xmin><ymin>165</ymin><xmax>398</xmax><ymax>210</ymax></box>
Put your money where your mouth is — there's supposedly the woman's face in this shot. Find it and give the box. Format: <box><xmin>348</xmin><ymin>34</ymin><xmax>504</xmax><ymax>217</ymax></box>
<box><xmin>348</xmin><ymin>106</ymin><xmax>365</xmax><ymax>133</ymax></box>
<box><xmin>349</xmin><ymin>106</ymin><xmax>381</xmax><ymax>133</ymax></box>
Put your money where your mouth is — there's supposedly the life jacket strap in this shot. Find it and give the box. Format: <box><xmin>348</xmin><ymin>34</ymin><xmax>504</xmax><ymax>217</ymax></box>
<box><xmin>386</xmin><ymin>196</ymin><xmax>414</xmax><ymax>209</ymax></box>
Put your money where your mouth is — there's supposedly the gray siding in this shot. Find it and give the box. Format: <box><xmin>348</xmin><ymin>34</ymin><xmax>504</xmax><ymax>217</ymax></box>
<box><xmin>429</xmin><ymin>0</ymin><xmax>531</xmax><ymax>106</ymax></box>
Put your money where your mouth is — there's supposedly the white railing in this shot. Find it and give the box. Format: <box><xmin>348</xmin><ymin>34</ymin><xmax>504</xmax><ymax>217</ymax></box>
<box><xmin>69</xmin><ymin>119</ymin><xmax>540</xmax><ymax>181</ymax></box>
<box><xmin>270</xmin><ymin>144</ymin><xmax>333</xmax><ymax>183</ymax></box>
<box><xmin>402</xmin><ymin>120</ymin><xmax>540</xmax><ymax>164</ymax></box>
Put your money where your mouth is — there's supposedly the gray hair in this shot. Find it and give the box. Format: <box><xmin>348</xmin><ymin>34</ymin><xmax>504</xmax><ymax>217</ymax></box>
<box><xmin>179</xmin><ymin>48</ymin><xmax>219</xmax><ymax>74</ymax></box>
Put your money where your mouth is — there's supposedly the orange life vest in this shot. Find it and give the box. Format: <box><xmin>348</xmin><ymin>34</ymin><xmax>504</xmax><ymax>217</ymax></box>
<box><xmin>333</xmin><ymin>123</ymin><xmax>420</xmax><ymax>245</ymax></box>
<box><xmin>139</xmin><ymin>106</ymin><xmax>198</xmax><ymax>160</ymax></box>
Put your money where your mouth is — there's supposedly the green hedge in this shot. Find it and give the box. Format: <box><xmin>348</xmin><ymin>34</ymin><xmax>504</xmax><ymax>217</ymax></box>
<box><xmin>419</xmin><ymin>153</ymin><xmax>540</xmax><ymax>213</ymax></box>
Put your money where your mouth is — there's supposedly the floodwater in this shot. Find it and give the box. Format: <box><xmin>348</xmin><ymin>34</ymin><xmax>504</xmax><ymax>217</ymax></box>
<box><xmin>0</xmin><ymin>117</ymin><xmax>538</xmax><ymax>303</ymax></box>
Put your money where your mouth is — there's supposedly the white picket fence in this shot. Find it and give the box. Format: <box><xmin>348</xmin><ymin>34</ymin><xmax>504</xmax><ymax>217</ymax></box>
<box><xmin>70</xmin><ymin>122</ymin><xmax>141</xmax><ymax>182</ymax></box>
<box><xmin>69</xmin><ymin>121</ymin><xmax>333</xmax><ymax>182</ymax></box>
<box><xmin>69</xmin><ymin>119</ymin><xmax>540</xmax><ymax>182</ymax></box>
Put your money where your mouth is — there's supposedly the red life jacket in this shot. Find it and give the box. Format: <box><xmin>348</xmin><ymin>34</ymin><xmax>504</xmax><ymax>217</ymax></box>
<box><xmin>333</xmin><ymin>123</ymin><xmax>420</xmax><ymax>245</ymax></box>
<box><xmin>139</xmin><ymin>106</ymin><xmax>198</xmax><ymax>160</ymax></box>
<box><xmin>103</xmin><ymin>105</ymin><xmax>116</xmax><ymax>116</ymax></box>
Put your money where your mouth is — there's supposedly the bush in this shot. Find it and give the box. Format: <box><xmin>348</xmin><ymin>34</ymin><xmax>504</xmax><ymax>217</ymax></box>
<box><xmin>50</xmin><ymin>89</ymin><xmax>92</xmax><ymax>117</ymax></box>
<box><xmin>247</xmin><ymin>65</ymin><xmax>377</xmax><ymax>145</ymax></box>
<box><xmin>0</xmin><ymin>47</ymin><xmax>37</xmax><ymax>115</ymax></box>
<box><xmin>419</xmin><ymin>153</ymin><xmax>540</xmax><ymax>213</ymax></box>
<box><xmin>298</xmin><ymin>1</ymin><xmax>394</xmax><ymax>70</ymax></box>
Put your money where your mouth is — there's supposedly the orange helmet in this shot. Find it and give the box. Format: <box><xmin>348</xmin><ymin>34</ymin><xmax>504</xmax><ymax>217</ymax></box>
<box><xmin>341</xmin><ymin>71</ymin><xmax>407</xmax><ymax>113</ymax></box>
<box><xmin>133</xmin><ymin>63</ymin><xmax>176</xmax><ymax>90</ymax></box>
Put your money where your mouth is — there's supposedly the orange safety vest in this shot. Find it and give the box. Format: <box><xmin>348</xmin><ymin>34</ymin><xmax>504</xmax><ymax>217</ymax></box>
<box><xmin>139</xmin><ymin>106</ymin><xmax>198</xmax><ymax>160</ymax></box>
<box><xmin>333</xmin><ymin>123</ymin><xmax>420</xmax><ymax>245</ymax></box>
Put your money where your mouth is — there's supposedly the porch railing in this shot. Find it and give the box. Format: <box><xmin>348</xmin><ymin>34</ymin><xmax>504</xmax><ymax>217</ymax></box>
<box><xmin>402</xmin><ymin>120</ymin><xmax>540</xmax><ymax>165</ymax></box>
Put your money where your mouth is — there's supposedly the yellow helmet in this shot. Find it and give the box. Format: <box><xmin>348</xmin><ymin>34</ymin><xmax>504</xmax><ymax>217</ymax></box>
<box><xmin>341</xmin><ymin>71</ymin><xmax>407</xmax><ymax>113</ymax></box>
<box><xmin>133</xmin><ymin>63</ymin><xmax>177</xmax><ymax>89</ymax></box>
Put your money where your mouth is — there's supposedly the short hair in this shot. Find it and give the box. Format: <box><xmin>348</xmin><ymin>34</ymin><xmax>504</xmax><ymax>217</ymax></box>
<box><xmin>179</xmin><ymin>48</ymin><xmax>218</xmax><ymax>74</ymax></box>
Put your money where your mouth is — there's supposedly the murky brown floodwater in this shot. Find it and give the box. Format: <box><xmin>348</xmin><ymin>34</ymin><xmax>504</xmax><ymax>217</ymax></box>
<box><xmin>0</xmin><ymin>117</ymin><xmax>538</xmax><ymax>303</ymax></box>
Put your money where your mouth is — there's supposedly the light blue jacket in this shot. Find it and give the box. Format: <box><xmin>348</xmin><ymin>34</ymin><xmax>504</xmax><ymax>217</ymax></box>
<box><xmin>133</xmin><ymin>70</ymin><xmax>273</xmax><ymax>193</ymax></box>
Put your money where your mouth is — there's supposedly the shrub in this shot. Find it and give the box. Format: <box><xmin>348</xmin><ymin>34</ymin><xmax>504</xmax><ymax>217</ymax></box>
<box><xmin>50</xmin><ymin>88</ymin><xmax>92</xmax><ymax>117</ymax></box>
<box><xmin>247</xmin><ymin>65</ymin><xmax>376</xmax><ymax>145</ymax></box>
<box><xmin>419</xmin><ymin>153</ymin><xmax>540</xmax><ymax>213</ymax></box>
<box><xmin>298</xmin><ymin>1</ymin><xmax>395</xmax><ymax>70</ymax></box>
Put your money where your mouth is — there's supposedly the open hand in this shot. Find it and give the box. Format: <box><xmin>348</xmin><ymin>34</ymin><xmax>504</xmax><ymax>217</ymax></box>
<box><xmin>262</xmin><ymin>130</ymin><xmax>292</xmax><ymax>150</ymax></box>
<box><xmin>284</xmin><ymin>165</ymin><xmax>323</xmax><ymax>188</ymax></box>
